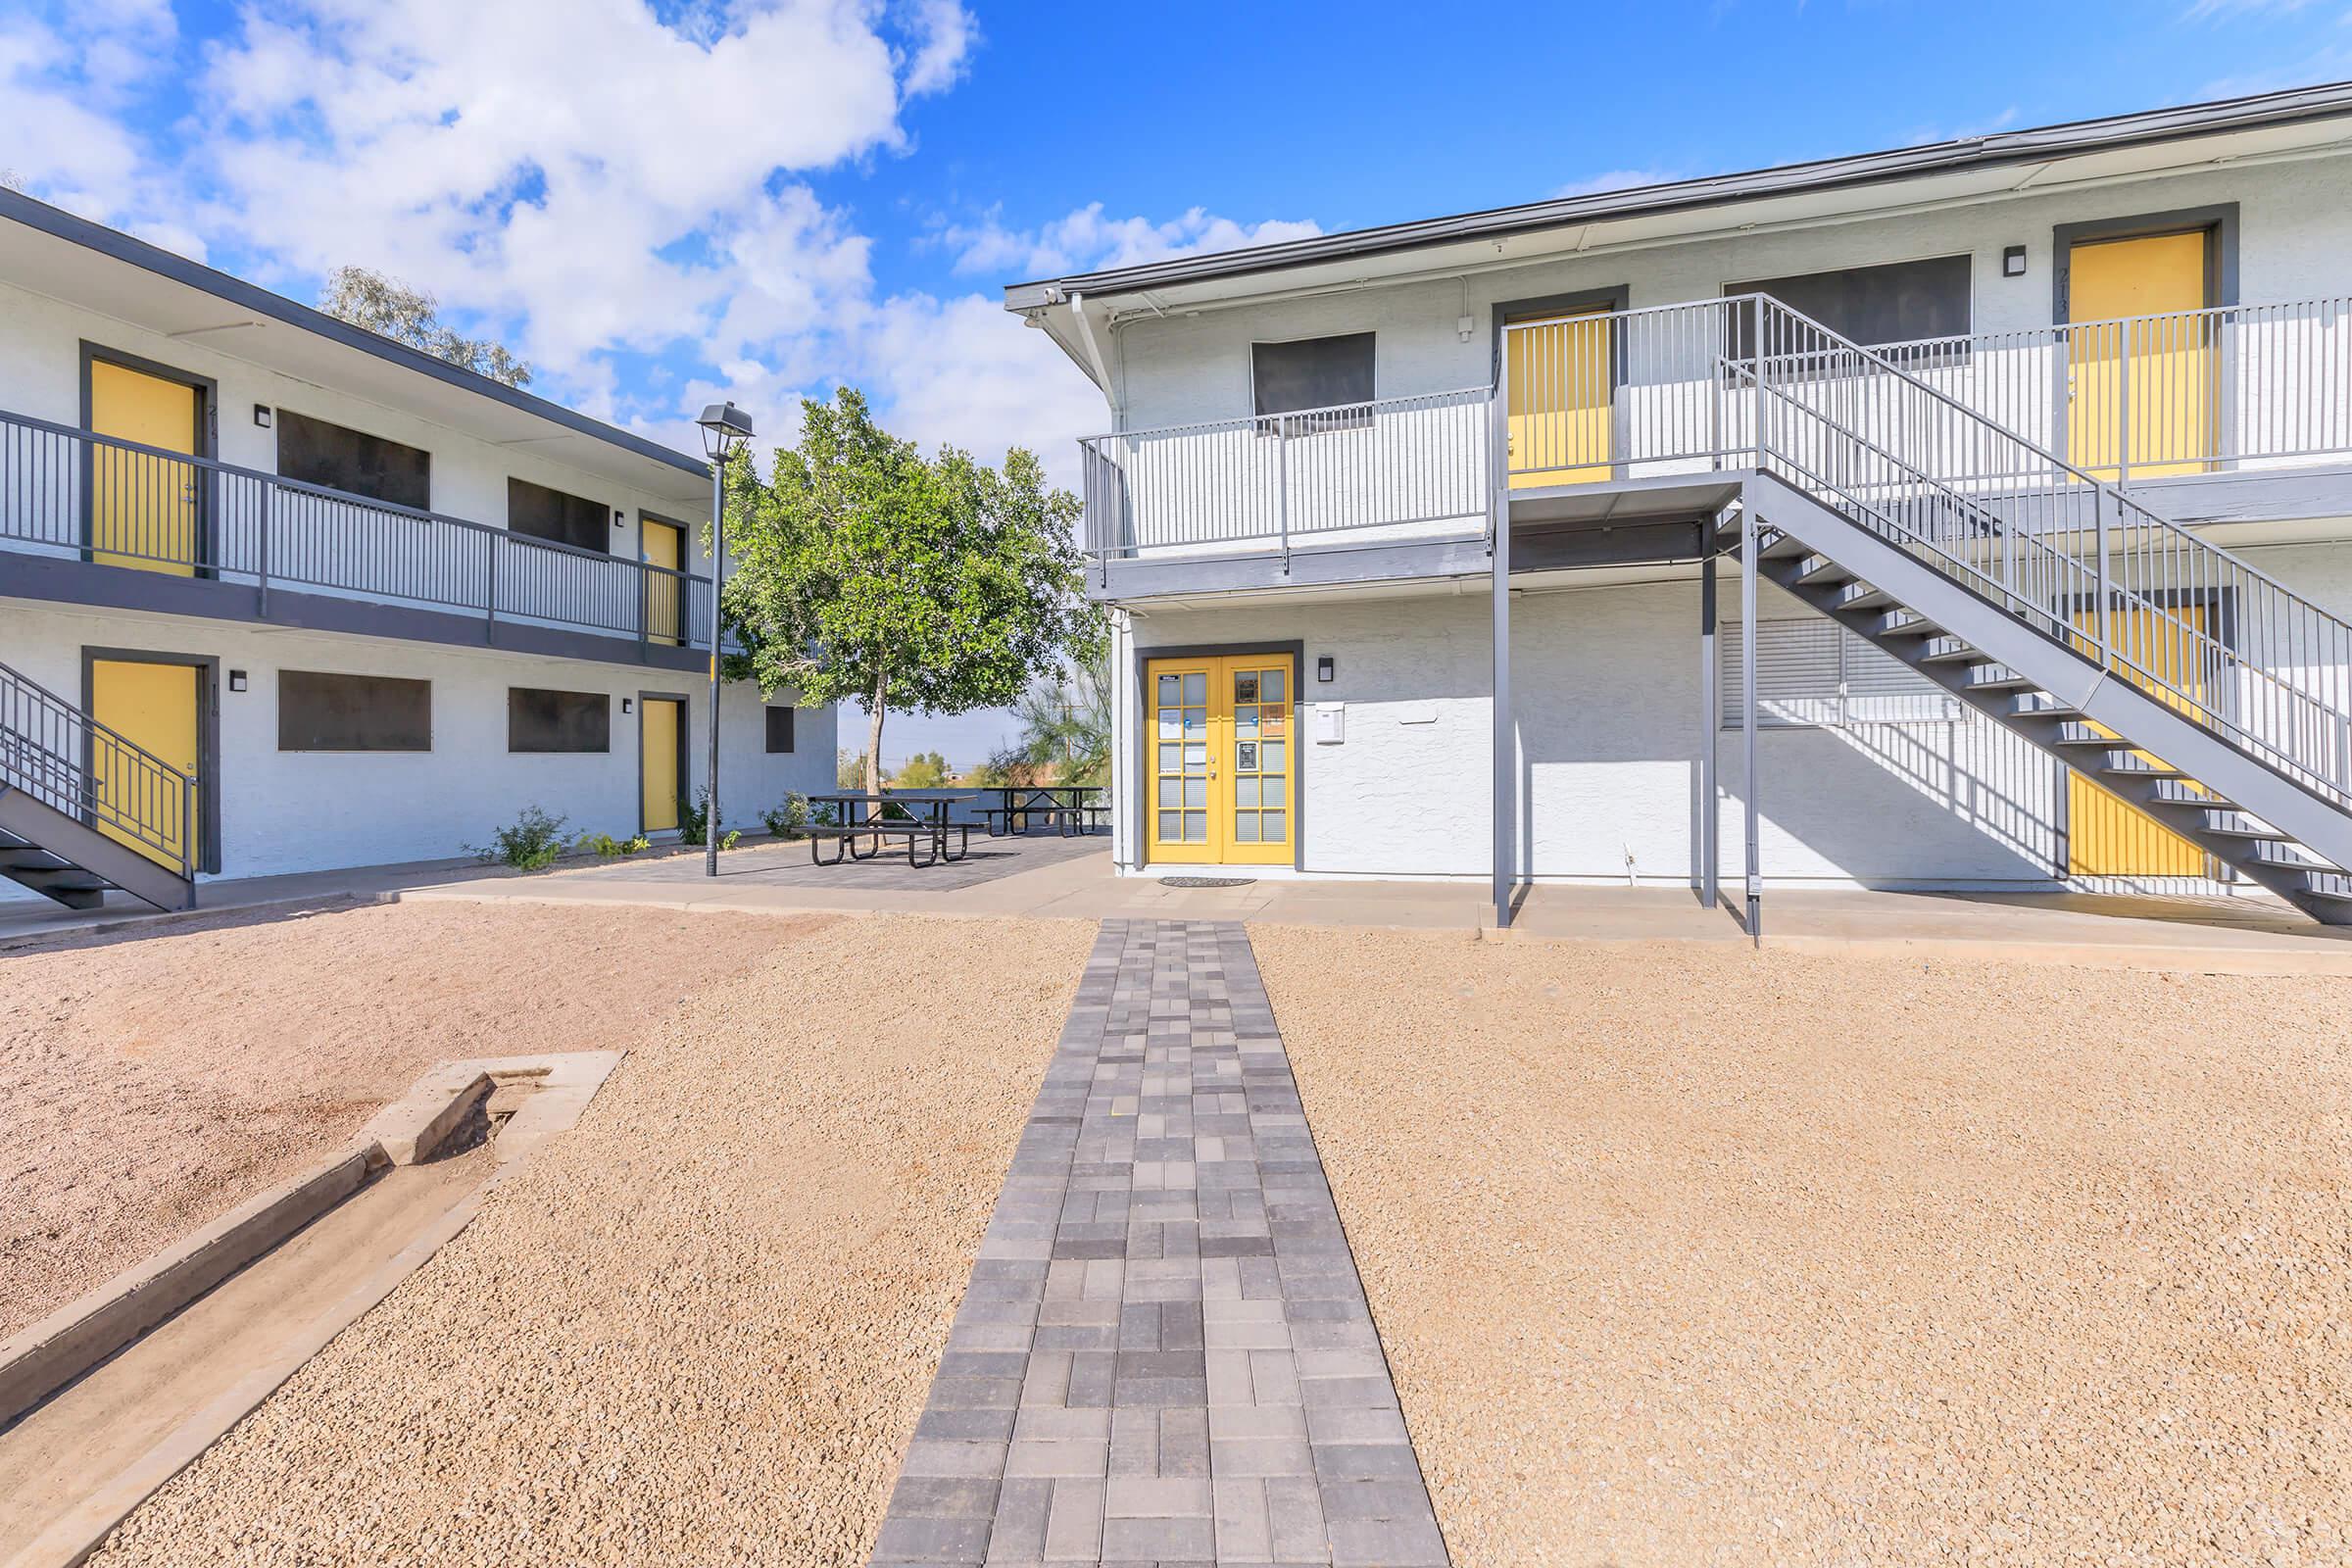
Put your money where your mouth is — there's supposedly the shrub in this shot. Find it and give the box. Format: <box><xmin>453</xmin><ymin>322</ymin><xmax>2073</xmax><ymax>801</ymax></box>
<box><xmin>680</xmin><ymin>788</ymin><xmax>742</xmax><ymax>850</ymax></box>
<box><xmin>575</xmin><ymin>830</ymin><xmax>651</xmax><ymax>858</ymax></box>
<box><xmin>760</xmin><ymin>792</ymin><xmax>809</xmax><ymax>840</ymax></box>
<box><xmin>470</xmin><ymin>806</ymin><xmax>569</xmax><ymax>871</ymax></box>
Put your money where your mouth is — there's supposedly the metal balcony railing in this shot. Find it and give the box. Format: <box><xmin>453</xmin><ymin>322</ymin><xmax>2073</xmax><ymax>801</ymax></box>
<box><xmin>0</xmin><ymin>408</ymin><xmax>711</xmax><ymax>652</ymax></box>
<box><xmin>1</xmin><ymin>658</ymin><xmax>197</xmax><ymax>880</ymax></box>
<box><xmin>1077</xmin><ymin>291</ymin><xmax>2352</xmax><ymax>564</ymax></box>
<box><xmin>1078</xmin><ymin>385</ymin><xmax>1491</xmax><ymax>565</ymax></box>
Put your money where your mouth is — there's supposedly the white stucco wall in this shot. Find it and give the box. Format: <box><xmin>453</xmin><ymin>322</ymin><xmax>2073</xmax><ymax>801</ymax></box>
<box><xmin>1</xmin><ymin>601</ymin><xmax>837</xmax><ymax>893</ymax></box>
<box><xmin>1104</xmin><ymin>156</ymin><xmax>2348</xmax><ymax>434</ymax></box>
<box><xmin>0</xmin><ymin>275</ymin><xmax>703</xmax><ymax>554</ymax></box>
<box><xmin>1120</xmin><ymin>538</ymin><xmax>2352</xmax><ymax>887</ymax></box>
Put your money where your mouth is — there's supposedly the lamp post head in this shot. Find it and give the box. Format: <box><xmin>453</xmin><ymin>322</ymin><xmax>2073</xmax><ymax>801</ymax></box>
<box><xmin>696</xmin><ymin>400</ymin><xmax>755</xmax><ymax>461</ymax></box>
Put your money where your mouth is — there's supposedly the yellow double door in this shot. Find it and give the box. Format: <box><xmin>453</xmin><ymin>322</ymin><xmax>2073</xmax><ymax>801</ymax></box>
<box><xmin>1145</xmin><ymin>654</ymin><xmax>1295</xmax><ymax>866</ymax></box>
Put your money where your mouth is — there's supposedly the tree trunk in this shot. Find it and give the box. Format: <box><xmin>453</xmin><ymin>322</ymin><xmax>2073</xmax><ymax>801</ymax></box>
<box><xmin>864</xmin><ymin>672</ymin><xmax>888</xmax><ymax>846</ymax></box>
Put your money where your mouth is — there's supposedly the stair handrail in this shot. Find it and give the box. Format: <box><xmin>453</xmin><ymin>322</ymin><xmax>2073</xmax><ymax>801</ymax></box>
<box><xmin>0</xmin><ymin>659</ymin><xmax>196</xmax><ymax>879</ymax></box>
<box><xmin>1734</xmin><ymin>293</ymin><xmax>2352</xmax><ymax>808</ymax></box>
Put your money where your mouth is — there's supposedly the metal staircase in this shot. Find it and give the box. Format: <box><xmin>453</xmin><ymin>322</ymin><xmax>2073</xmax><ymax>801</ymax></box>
<box><xmin>0</xmin><ymin>661</ymin><xmax>197</xmax><ymax>911</ymax></box>
<box><xmin>1724</xmin><ymin>299</ymin><xmax>2352</xmax><ymax>923</ymax></box>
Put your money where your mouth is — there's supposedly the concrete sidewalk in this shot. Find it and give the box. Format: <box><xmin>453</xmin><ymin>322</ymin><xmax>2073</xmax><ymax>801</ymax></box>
<box><xmin>10</xmin><ymin>829</ymin><xmax>2351</xmax><ymax>974</ymax></box>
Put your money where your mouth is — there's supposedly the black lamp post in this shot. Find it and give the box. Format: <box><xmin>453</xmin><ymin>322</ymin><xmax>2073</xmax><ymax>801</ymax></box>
<box><xmin>696</xmin><ymin>400</ymin><xmax>754</xmax><ymax>878</ymax></box>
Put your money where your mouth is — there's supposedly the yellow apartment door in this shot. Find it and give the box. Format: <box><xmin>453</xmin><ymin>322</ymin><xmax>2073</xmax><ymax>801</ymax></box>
<box><xmin>2066</xmin><ymin>604</ymin><xmax>2210</xmax><ymax>879</ymax></box>
<box><xmin>641</xmin><ymin>517</ymin><xmax>685</xmax><ymax>647</ymax></box>
<box><xmin>641</xmin><ymin>698</ymin><xmax>683</xmax><ymax>833</ymax></box>
<box><xmin>88</xmin><ymin>658</ymin><xmax>199</xmax><ymax>868</ymax></box>
<box><xmin>2068</xmin><ymin>231</ymin><xmax>2214</xmax><ymax>481</ymax></box>
<box><xmin>1506</xmin><ymin>307</ymin><xmax>1613</xmax><ymax>490</ymax></box>
<box><xmin>88</xmin><ymin>359</ymin><xmax>203</xmax><ymax>574</ymax></box>
<box><xmin>1145</xmin><ymin>654</ymin><xmax>1295</xmax><ymax>866</ymax></box>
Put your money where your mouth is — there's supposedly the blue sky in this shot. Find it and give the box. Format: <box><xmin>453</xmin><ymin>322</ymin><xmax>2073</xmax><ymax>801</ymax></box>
<box><xmin>3</xmin><ymin>0</ymin><xmax>2346</xmax><ymax>767</ymax></box>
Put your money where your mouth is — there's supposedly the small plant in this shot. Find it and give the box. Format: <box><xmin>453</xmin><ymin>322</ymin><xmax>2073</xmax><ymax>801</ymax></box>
<box><xmin>811</xmin><ymin>800</ymin><xmax>842</xmax><ymax>828</ymax></box>
<box><xmin>760</xmin><ymin>792</ymin><xmax>810</xmax><ymax>840</ymax></box>
<box><xmin>680</xmin><ymin>788</ymin><xmax>741</xmax><ymax>850</ymax></box>
<box><xmin>574</xmin><ymin>830</ymin><xmax>652</xmax><ymax>858</ymax></box>
<box><xmin>470</xmin><ymin>805</ymin><xmax>569</xmax><ymax>871</ymax></box>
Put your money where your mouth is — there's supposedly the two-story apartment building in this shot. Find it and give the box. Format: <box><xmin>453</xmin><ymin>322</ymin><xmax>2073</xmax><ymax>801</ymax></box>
<box><xmin>0</xmin><ymin>190</ymin><xmax>835</xmax><ymax>911</ymax></box>
<box><xmin>1008</xmin><ymin>82</ymin><xmax>2352</xmax><ymax>930</ymax></box>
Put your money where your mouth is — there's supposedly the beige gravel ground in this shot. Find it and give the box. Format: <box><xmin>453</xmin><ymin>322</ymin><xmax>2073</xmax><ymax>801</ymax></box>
<box><xmin>2</xmin><ymin>900</ymin><xmax>804</xmax><ymax>1339</ymax></box>
<box><xmin>1251</xmin><ymin>925</ymin><xmax>2352</xmax><ymax>1568</ymax></box>
<box><xmin>87</xmin><ymin>911</ymin><xmax>1095</xmax><ymax>1568</ymax></box>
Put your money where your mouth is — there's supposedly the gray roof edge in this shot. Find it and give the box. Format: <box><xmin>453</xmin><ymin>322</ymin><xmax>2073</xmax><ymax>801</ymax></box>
<box><xmin>0</xmin><ymin>188</ymin><xmax>710</xmax><ymax>481</ymax></box>
<box><xmin>1002</xmin><ymin>80</ymin><xmax>2352</xmax><ymax>308</ymax></box>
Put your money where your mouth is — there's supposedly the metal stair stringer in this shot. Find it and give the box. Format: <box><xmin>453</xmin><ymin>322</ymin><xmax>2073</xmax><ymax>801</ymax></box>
<box><xmin>1737</xmin><ymin>471</ymin><xmax>2352</xmax><ymax>922</ymax></box>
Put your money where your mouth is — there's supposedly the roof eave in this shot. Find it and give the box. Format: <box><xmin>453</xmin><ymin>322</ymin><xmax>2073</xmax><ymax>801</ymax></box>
<box><xmin>0</xmin><ymin>187</ymin><xmax>710</xmax><ymax>481</ymax></box>
<box><xmin>1001</xmin><ymin>79</ymin><xmax>2352</xmax><ymax>311</ymax></box>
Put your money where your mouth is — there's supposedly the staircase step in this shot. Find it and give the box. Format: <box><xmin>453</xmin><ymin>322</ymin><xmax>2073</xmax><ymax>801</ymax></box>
<box><xmin>2198</xmin><ymin>809</ymin><xmax>2289</xmax><ymax>842</ymax></box>
<box><xmin>1997</xmin><ymin>692</ymin><xmax>2082</xmax><ymax>722</ymax></box>
<box><xmin>1870</xmin><ymin>609</ymin><xmax>1938</xmax><ymax>640</ymax></box>
<box><xmin>2244</xmin><ymin>837</ymin><xmax>2340</xmax><ymax>873</ymax></box>
<box><xmin>1919</xmin><ymin>636</ymin><xmax>1985</xmax><ymax>665</ymax></box>
<box><xmin>2100</xmin><ymin>752</ymin><xmax>2186</xmax><ymax>780</ymax></box>
<box><xmin>1825</xmin><ymin>580</ymin><xmax>1896</xmax><ymax>612</ymax></box>
<box><xmin>2050</xmin><ymin>722</ymin><xmax>2117</xmax><ymax>748</ymax></box>
<box><xmin>1958</xmin><ymin>664</ymin><xmax>2037</xmax><ymax>693</ymax></box>
<box><xmin>1793</xmin><ymin>555</ymin><xmax>1852</xmax><ymax>588</ymax></box>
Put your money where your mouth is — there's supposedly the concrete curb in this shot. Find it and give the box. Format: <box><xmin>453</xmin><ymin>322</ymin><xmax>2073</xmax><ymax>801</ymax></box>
<box><xmin>0</xmin><ymin>893</ymin><xmax>398</xmax><ymax>954</ymax></box>
<box><xmin>0</xmin><ymin>1049</ymin><xmax>628</xmax><ymax>1568</ymax></box>
<box><xmin>0</xmin><ymin>1144</ymin><xmax>385</xmax><ymax>1429</ymax></box>
<box><xmin>1</xmin><ymin>1192</ymin><xmax>485</xmax><ymax>1568</ymax></box>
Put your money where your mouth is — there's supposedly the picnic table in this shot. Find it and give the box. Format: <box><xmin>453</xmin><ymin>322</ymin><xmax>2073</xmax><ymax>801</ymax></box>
<box><xmin>801</xmin><ymin>792</ymin><xmax>977</xmax><ymax>868</ymax></box>
<box><xmin>980</xmin><ymin>784</ymin><xmax>1109</xmax><ymax>838</ymax></box>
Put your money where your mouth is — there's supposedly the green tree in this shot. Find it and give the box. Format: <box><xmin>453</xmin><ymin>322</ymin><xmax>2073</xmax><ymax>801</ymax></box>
<box><xmin>896</xmin><ymin>751</ymin><xmax>949</xmax><ymax>789</ymax></box>
<box><xmin>990</xmin><ymin>647</ymin><xmax>1111</xmax><ymax>787</ymax></box>
<box><xmin>837</xmin><ymin>749</ymin><xmax>868</xmax><ymax>789</ymax></box>
<box><xmin>724</xmin><ymin>388</ymin><xmax>1096</xmax><ymax>801</ymax></box>
<box><xmin>319</xmin><ymin>267</ymin><xmax>533</xmax><ymax>388</ymax></box>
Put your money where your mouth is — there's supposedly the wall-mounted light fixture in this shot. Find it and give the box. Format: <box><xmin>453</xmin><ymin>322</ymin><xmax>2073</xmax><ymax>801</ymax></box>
<box><xmin>253</xmin><ymin>405</ymin><xmax>272</xmax><ymax>428</ymax></box>
<box><xmin>620</xmin><ymin>697</ymin><xmax>633</xmax><ymax>714</ymax></box>
<box><xmin>2002</xmin><ymin>245</ymin><xmax>2028</xmax><ymax>278</ymax></box>
<box><xmin>228</xmin><ymin>668</ymin><xmax>248</xmax><ymax>692</ymax></box>
<box><xmin>1316</xmin><ymin>656</ymin><xmax>1335</xmax><ymax>683</ymax></box>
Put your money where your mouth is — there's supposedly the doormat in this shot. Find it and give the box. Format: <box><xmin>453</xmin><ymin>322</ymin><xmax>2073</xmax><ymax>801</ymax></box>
<box><xmin>1160</xmin><ymin>876</ymin><xmax>1256</xmax><ymax>889</ymax></box>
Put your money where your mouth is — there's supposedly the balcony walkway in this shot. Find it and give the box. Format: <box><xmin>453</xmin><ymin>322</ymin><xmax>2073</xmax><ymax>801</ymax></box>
<box><xmin>7</xmin><ymin>832</ymin><xmax>2350</xmax><ymax>974</ymax></box>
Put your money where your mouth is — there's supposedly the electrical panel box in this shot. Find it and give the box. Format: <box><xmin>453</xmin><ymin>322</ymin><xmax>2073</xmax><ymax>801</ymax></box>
<box><xmin>1311</xmin><ymin>703</ymin><xmax>1345</xmax><ymax>744</ymax></box>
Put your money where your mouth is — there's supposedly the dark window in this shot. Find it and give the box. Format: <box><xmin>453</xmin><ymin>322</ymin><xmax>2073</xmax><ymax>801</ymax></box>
<box><xmin>509</xmin><ymin>688</ymin><xmax>611</xmax><ymax>754</ymax></box>
<box><xmin>764</xmin><ymin>706</ymin><xmax>795</xmax><ymax>754</ymax></box>
<box><xmin>508</xmin><ymin>477</ymin><xmax>611</xmax><ymax>554</ymax></box>
<box><xmin>275</xmin><ymin>410</ymin><xmax>431</xmax><ymax>510</ymax></box>
<box><xmin>278</xmin><ymin>670</ymin><xmax>431</xmax><ymax>752</ymax></box>
<box><xmin>1726</xmin><ymin>255</ymin><xmax>1973</xmax><ymax>359</ymax></box>
<box><xmin>1251</xmin><ymin>333</ymin><xmax>1375</xmax><ymax>429</ymax></box>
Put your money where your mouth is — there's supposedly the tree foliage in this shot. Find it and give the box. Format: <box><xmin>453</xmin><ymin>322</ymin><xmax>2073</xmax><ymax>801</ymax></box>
<box><xmin>319</xmin><ymin>266</ymin><xmax>533</xmax><ymax>388</ymax></box>
<box><xmin>988</xmin><ymin>648</ymin><xmax>1111</xmax><ymax>788</ymax></box>
<box><xmin>894</xmin><ymin>751</ymin><xmax>950</xmax><ymax>789</ymax></box>
<box><xmin>723</xmin><ymin>388</ymin><xmax>1097</xmax><ymax>799</ymax></box>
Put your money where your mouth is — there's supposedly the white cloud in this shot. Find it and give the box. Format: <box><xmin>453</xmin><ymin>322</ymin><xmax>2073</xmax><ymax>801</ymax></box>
<box><xmin>2181</xmin><ymin>0</ymin><xmax>2324</xmax><ymax>16</ymax></box>
<box><xmin>941</xmin><ymin>202</ymin><xmax>1323</xmax><ymax>280</ymax></box>
<box><xmin>1</xmin><ymin>0</ymin><xmax>1293</xmax><ymax>508</ymax></box>
<box><xmin>0</xmin><ymin>2</ymin><xmax>183</xmax><ymax>235</ymax></box>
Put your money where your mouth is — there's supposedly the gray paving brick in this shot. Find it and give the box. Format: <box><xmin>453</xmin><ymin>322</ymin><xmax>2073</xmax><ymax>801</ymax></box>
<box><xmin>864</xmin><ymin>920</ymin><xmax>1446</xmax><ymax>1566</ymax></box>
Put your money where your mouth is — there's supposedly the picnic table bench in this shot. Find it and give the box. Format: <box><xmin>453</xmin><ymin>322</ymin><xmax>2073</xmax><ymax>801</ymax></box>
<box><xmin>801</xmin><ymin>793</ymin><xmax>976</xmax><ymax>868</ymax></box>
<box><xmin>979</xmin><ymin>785</ymin><xmax>1109</xmax><ymax>838</ymax></box>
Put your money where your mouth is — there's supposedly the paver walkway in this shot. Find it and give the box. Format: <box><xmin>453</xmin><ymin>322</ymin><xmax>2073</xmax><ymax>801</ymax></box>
<box><xmin>868</xmin><ymin>918</ymin><xmax>1448</xmax><ymax>1566</ymax></box>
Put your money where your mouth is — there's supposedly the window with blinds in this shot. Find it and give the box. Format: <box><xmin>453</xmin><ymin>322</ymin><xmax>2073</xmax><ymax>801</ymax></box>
<box><xmin>1719</xmin><ymin>617</ymin><xmax>1959</xmax><ymax>728</ymax></box>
